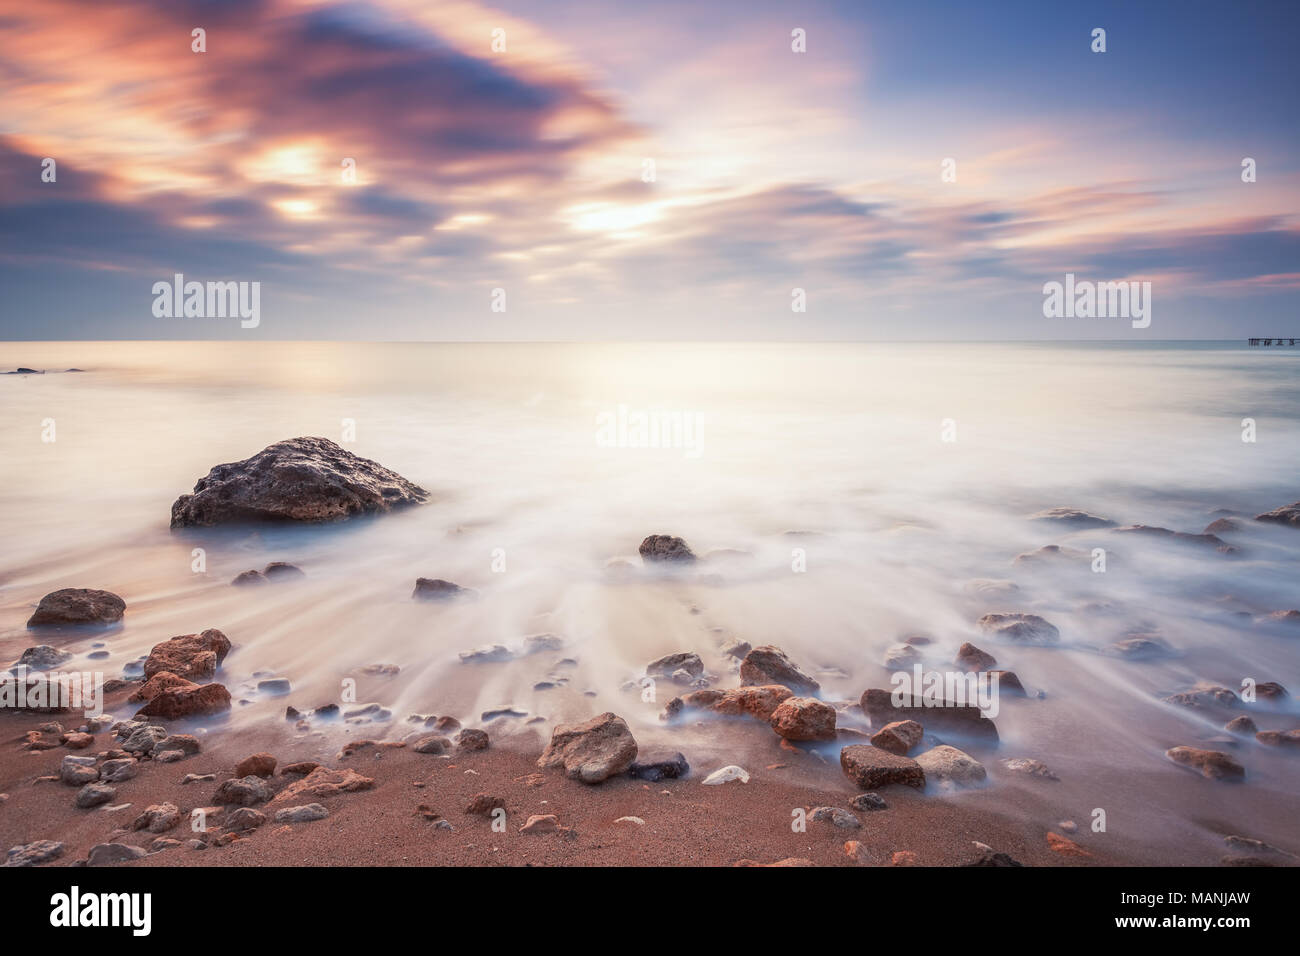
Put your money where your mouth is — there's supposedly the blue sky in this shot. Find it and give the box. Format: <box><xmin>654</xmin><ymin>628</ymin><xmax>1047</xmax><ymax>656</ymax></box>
<box><xmin>0</xmin><ymin>0</ymin><xmax>1297</xmax><ymax>340</ymax></box>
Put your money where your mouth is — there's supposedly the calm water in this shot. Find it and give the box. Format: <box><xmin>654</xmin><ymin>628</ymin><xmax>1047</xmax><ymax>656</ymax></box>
<box><xmin>1</xmin><ymin>341</ymin><xmax>1297</xmax><ymax>859</ymax></box>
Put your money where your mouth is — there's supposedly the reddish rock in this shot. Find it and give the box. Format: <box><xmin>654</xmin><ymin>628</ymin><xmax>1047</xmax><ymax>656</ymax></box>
<box><xmin>890</xmin><ymin>851</ymin><xmax>918</xmax><ymax>866</ymax></box>
<box><xmin>666</xmin><ymin>684</ymin><xmax>793</xmax><ymax>723</ymax></box>
<box><xmin>519</xmin><ymin>814</ymin><xmax>560</xmax><ymax>834</ymax></box>
<box><xmin>769</xmin><ymin>697</ymin><xmax>836</xmax><ymax>741</ymax></box>
<box><xmin>128</xmin><ymin>671</ymin><xmax>195</xmax><ymax>704</ymax></box>
<box><xmin>1255</xmin><ymin>729</ymin><xmax>1300</xmax><ymax>748</ymax></box>
<box><xmin>1165</xmin><ymin>746</ymin><xmax>1246</xmax><ymax>780</ymax></box>
<box><xmin>1255</xmin><ymin>501</ymin><xmax>1300</xmax><ymax>528</ymax></box>
<box><xmin>465</xmin><ymin>793</ymin><xmax>506</xmax><ymax>815</ymax></box>
<box><xmin>955</xmin><ymin>642</ymin><xmax>997</xmax><ymax>672</ymax></box>
<box><xmin>840</xmin><ymin>745</ymin><xmax>926</xmax><ymax>790</ymax></box>
<box><xmin>281</xmin><ymin>761</ymin><xmax>320</xmax><ymax>776</ymax></box>
<box><xmin>739</xmin><ymin>645</ymin><xmax>820</xmax><ymax>695</ymax></box>
<box><xmin>234</xmin><ymin>753</ymin><xmax>277</xmax><ymax>778</ymax></box>
<box><xmin>143</xmin><ymin>628</ymin><xmax>231</xmax><ymax>681</ymax></box>
<box><xmin>134</xmin><ymin>681</ymin><xmax>231</xmax><ymax>720</ymax></box>
<box><xmin>1047</xmin><ymin>831</ymin><xmax>1094</xmax><ymax>858</ymax></box>
<box><xmin>268</xmin><ymin>767</ymin><xmax>375</xmax><ymax>806</ymax></box>
<box><xmin>977</xmin><ymin>613</ymin><xmax>1059</xmax><ymax>644</ymax></box>
<box><xmin>869</xmin><ymin>719</ymin><xmax>923</xmax><ymax>756</ymax></box>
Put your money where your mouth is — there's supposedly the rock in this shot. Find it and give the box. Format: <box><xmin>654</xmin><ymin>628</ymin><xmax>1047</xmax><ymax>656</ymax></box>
<box><xmin>769</xmin><ymin>696</ymin><xmax>836</xmax><ymax>741</ymax></box>
<box><xmin>1263</xmin><ymin>609</ymin><xmax>1300</xmax><ymax>625</ymax></box>
<box><xmin>26</xmin><ymin>588</ymin><xmax>126</xmax><ymax>628</ymax></box>
<box><xmin>12</xmin><ymin>645</ymin><xmax>72</xmax><ymax>669</ymax></box>
<box><xmin>263</xmin><ymin>562</ymin><xmax>304</xmax><ymax>580</ymax></box>
<box><xmin>915</xmin><ymin>745</ymin><xmax>987</xmax><ymax>788</ymax></box>
<box><xmin>1223</xmin><ymin>835</ymin><xmax>1295</xmax><ymax>858</ymax></box>
<box><xmin>849</xmin><ymin>792</ymin><xmax>888</xmax><ymax>812</ymax></box>
<box><xmin>647</xmin><ymin>652</ymin><xmax>704</xmax><ymax>679</ymax></box>
<box><xmin>890</xmin><ymin>851</ymin><xmax>919</xmax><ymax>866</ymax></box>
<box><xmin>135</xmin><ymin>681</ymin><xmax>231</xmax><ymax>720</ymax></box>
<box><xmin>860</xmin><ymin>688</ymin><xmax>998</xmax><ymax>742</ymax></box>
<box><xmin>412</xmin><ymin>578</ymin><xmax>472</xmax><ymax>601</ymax></box>
<box><xmin>1163</xmin><ymin>683</ymin><xmax>1239</xmax><ymax>708</ymax></box>
<box><xmin>1109</xmin><ymin>636</ymin><xmax>1173</xmax><ymax>659</ymax></box>
<box><xmin>721</xmin><ymin>640</ymin><xmax>751</xmax><ymax>660</ymax></box>
<box><xmin>963</xmin><ymin>847</ymin><xmax>1025</xmax><ymax>867</ymax></box>
<box><xmin>702</xmin><ymin>765</ymin><xmax>750</xmax><ymax>785</ymax></box>
<box><xmin>736</xmin><ymin>857</ymin><xmax>815</xmax><ymax>867</ymax></box>
<box><xmin>519</xmin><ymin>814</ymin><xmax>560</xmax><ymax>834</ymax></box>
<box><xmin>1029</xmin><ymin>507</ymin><xmax>1115</xmax><ymax>528</ymax></box>
<box><xmin>999</xmin><ymin>757</ymin><xmax>1059</xmax><ymax>780</ymax></box>
<box><xmin>143</xmin><ymin>628</ymin><xmax>231</xmax><ymax>680</ymax></box>
<box><xmin>1114</xmin><ymin>524</ymin><xmax>1235</xmax><ymax>552</ymax></box>
<box><xmin>181</xmin><ymin>773</ymin><xmax>215</xmax><ymax>785</ymax></box>
<box><xmin>638</xmin><ymin>534</ymin><xmax>696</xmax><ymax>563</ymax></box>
<box><xmin>1255</xmin><ymin>501</ymin><xmax>1300</xmax><ymax>528</ymax></box>
<box><xmin>61</xmin><ymin>755</ymin><xmax>99</xmax><ymax>786</ymax></box>
<box><xmin>61</xmin><ymin>732</ymin><xmax>94</xmax><ymax>750</ymax></box>
<box><xmin>170</xmin><ymin>436</ymin><xmax>428</xmax><ymax>527</ymax></box>
<box><xmin>129</xmin><ymin>671</ymin><xmax>199</xmax><ymax>703</ymax></box>
<box><xmin>977</xmin><ymin>613</ymin><xmax>1060</xmax><ymax>644</ymax></box>
<box><xmin>411</xmin><ymin>735</ymin><xmax>451</xmax><ymax>755</ymax></box>
<box><xmin>214</xmin><ymin>775</ymin><xmax>273</xmax><ymax>806</ymax></box>
<box><xmin>628</xmin><ymin>751</ymin><xmax>690</xmax><ymax>781</ymax></box>
<box><xmin>614</xmin><ymin>816</ymin><xmax>645</xmax><ymax>825</ymax></box>
<box><xmin>955</xmin><ymin>642</ymin><xmax>997</xmax><ymax>672</ymax></box>
<box><xmin>840</xmin><ymin>745</ymin><xmax>925</xmax><ymax>790</ymax></box>
<box><xmin>739</xmin><ymin>645</ymin><xmax>820</xmax><ymax>695</ymax></box>
<box><xmin>882</xmin><ymin>643</ymin><xmax>920</xmax><ymax>668</ymax></box>
<box><xmin>234</xmin><ymin>753</ymin><xmax>277</xmax><ymax>778</ymax></box>
<box><xmin>1255</xmin><ymin>681</ymin><xmax>1288</xmax><ymax>700</ymax></box>
<box><xmin>1046</xmin><ymin>832</ymin><xmax>1094</xmax><ymax>858</ymax></box>
<box><xmin>538</xmin><ymin>712</ymin><xmax>638</xmax><ymax>783</ymax></box>
<box><xmin>150</xmin><ymin>838</ymin><xmax>181</xmax><ymax>853</ymax></box>
<box><xmin>1165</xmin><ymin>746</ymin><xmax>1245</xmax><ymax>780</ymax></box>
<box><xmin>869</xmin><ymin>720</ymin><xmax>924</xmax><ymax>756</ymax></box>
<box><xmin>268</xmin><ymin>767</ymin><xmax>374</xmax><ymax>806</ymax></box>
<box><xmin>809</xmin><ymin>806</ymin><xmax>861</xmax><ymax>829</ymax></box>
<box><xmin>280</xmin><ymin>762</ymin><xmax>319</xmax><ymax>776</ymax></box>
<box><xmin>231</xmin><ymin>570</ymin><xmax>268</xmax><ymax>587</ymax></box>
<box><xmin>4</xmin><ymin>840</ymin><xmax>64</xmax><ymax>867</ymax></box>
<box><xmin>1204</xmin><ymin>517</ymin><xmax>1241</xmax><ymax>534</ymax></box>
<box><xmin>456</xmin><ymin>729</ymin><xmax>489</xmax><ymax>752</ymax></box>
<box><xmin>666</xmin><ymin>684</ymin><xmax>794</xmax><ymax>723</ymax></box>
<box><xmin>844</xmin><ymin>840</ymin><xmax>870</xmax><ymax>864</ymax></box>
<box><xmin>1012</xmin><ymin>544</ymin><xmax>1091</xmax><ymax>567</ymax></box>
<box><xmin>225</xmin><ymin>808</ymin><xmax>267</xmax><ymax>831</ymax></box>
<box><xmin>257</xmin><ymin>678</ymin><xmax>292</xmax><ymax>696</ymax></box>
<box><xmin>131</xmin><ymin>803</ymin><xmax>180</xmax><ymax>833</ymax></box>
<box><xmin>1225</xmin><ymin>716</ymin><xmax>1258</xmax><ymax>735</ymax></box>
<box><xmin>1256</xmin><ymin>729</ymin><xmax>1300</xmax><ymax>748</ymax></box>
<box><xmin>465</xmin><ymin>793</ymin><xmax>507</xmax><ymax>815</ymax></box>
<box><xmin>459</xmin><ymin>644</ymin><xmax>512</xmax><ymax>663</ymax></box>
<box><xmin>274</xmin><ymin>803</ymin><xmax>329</xmax><ymax>823</ymax></box>
<box><xmin>86</xmin><ymin>843</ymin><xmax>146</xmax><ymax>866</ymax></box>
<box><xmin>75</xmin><ymin>782</ymin><xmax>117</xmax><ymax>808</ymax></box>
<box><xmin>152</xmin><ymin>734</ymin><xmax>201</xmax><ymax>756</ymax></box>
<box><xmin>100</xmin><ymin>758</ymin><xmax>138</xmax><ymax>783</ymax></box>
<box><xmin>989</xmin><ymin>670</ymin><xmax>1025</xmax><ymax>694</ymax></box>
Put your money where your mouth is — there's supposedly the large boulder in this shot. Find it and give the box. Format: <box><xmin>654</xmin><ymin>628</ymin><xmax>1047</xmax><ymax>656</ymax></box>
<box><xmin>739</xmin><ymin>645</ymin><xmax>820</xmax><ymax>695</ymax></box>
<box><xmin>538</xmin><ymin>712</ymin><xmax>638</xmax><ymax>783</ymax></box>
<box><xmin>26</xmin><ymin>588</ymin><xmax>125</xmax><ymax>628</ymax></box>
<box><xmin>169</xmin><ymin>437</ymin><xmax>428</xmax><ymax>527</ymax></box>
<box><xmin>840</xmin><ymin>745</ymin><xmax>925</xmax><ymax>790</ymax></box>
<box><xmin>143</xmin><ymin>629</ymin><xmax>231</xmax><ymax>680</ymax></box>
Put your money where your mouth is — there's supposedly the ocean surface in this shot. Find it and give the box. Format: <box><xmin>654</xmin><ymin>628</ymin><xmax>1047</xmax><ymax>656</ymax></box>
<box><xmin>1</xmin><ymin>340</ymin><xmax>1297</xmax><ymax>860</ymax></box>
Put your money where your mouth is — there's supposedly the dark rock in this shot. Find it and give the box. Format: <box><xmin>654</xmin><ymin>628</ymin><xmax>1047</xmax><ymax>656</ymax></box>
<box><xmin>628</xmin><ymin>751</ymin><xmax>690</xmax><ymax>781</ymax></box>
<box><xmin>977</xmin><ymin>613</ymin><xmax>1059</xmax><ymax>645</ymax></box>
<box><xmin>214</xmin><ymin>775</ymin><xmax>273</xmax><ymax>806</ymax></box>
<box><xmin>231</xmin><ymin>570</ymin><xmax>268</xmax><ymax>587</ymax></box>
<box><xmin>638</xmin><ymin>534</ymin><xmax>696</xmax><ymax>563</ymax></box>
<box><xmin>1113</xmin><ymin>524</ymin><xmax>1235</xmax><ymax>552</ymax></box>
<box><xmin>849</xmin><ymin>792</ymin><xmax>888</xmax><ymax>812</ymax></box>
<box><xmin>1165</xmin><ymin>746</ymin><xmax>1245</xmax><ymax>781</ymax></box>
<box><xmin>646</xmin><ymin>652</ymin><xmax>704</xmax><ymax>679</ymax></box>
<box><xmin>1029</xmin><ymin>507</ymin><xmax>1115</xmax><ymax>528</ymax></box>
<box><xmin>412</xmin><ymin>578</ymin><xmax>472</xmax><ymax>601</ymax></box>
<box><xmin>170</xmin><ymin>436</ymin><xmax>428</xmax><ymax>527</ymax></box>
<box><xmin>1255</xmin><ymin>501</ymin><xmax>1300</xmax><ymax>528</ymax></box>
<box><xmin>456</xmin><ymin>729</ymin><xmax>489</xmax><ymax>752</ymax></box>
<box><xmin>954</xmin><ymin>642</ymin><xmax>997</xmax><ymax>672</ymax></box>
<box><xmin>12</xmin><ymin>645</ymin><xmax>72</xmax><ymax>670</ymax></box>
<box><xmin>26</xmin><ymin>588</ymin><xmax>126</xmax><ymax>628</ymax></box>
<box><xmin>4</xmin><ymin>840</ymin><xmax>65</xmax><ymax>867</ymax></box>
<box><xmin>861</xmin><ymin>687</ymin><xmax>999</xmax><ymax>742</ymax></box>
<box><xmin>263</xmin><ymin>562</ymin><xmax>304</xmax><ymax>580</ymax></box>
<box><xmin>86</xmin><ymin>843</ymin><xmax>146</xmax><ymax>866</ymax></box>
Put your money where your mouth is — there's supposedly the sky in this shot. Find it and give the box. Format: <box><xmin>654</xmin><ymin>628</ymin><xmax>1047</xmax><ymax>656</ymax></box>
<box><xmin>0</xmin><ymin>0</ymin><xmax>1297</xmax><ymax>341</ymax></box>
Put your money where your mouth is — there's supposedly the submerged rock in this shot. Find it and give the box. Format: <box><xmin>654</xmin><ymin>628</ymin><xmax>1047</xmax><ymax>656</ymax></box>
<box><xmin>27</xmin><ymin>588</ymin><xmax>126</xmax><ymax>628</ymax></box>
<box><xmin>1029</xmin><ymin>507</ymin><xmax>1116</xmax><ymax>528</ymax></box>
<box><xmin>412</xmin><ymin>578</ymin><xmax>472</xmax><ymax>601</ymax></box>
<box><xmin>663</xmin><ymin>684</ymin><xmax>792</xmax><ymax>723</ymax></box>
<box><xmin>1000</xmin><ymin>757</ymin><xmax>1059</xmax><ymax>780</ymax></box>
<box><xmin>977</xmin><ymin>613</ymin><xmax>1060</xmax><ymax>645</ymax></box>
<box><xmin>860</xmin><ymin>687</ymin><xmax>998</xmax><ymax>742</ymax></box>
<box><xmin>1255</xmin><ymin>501</ymin><xmax>1300</xmax><ymax>528</ymax></box>
<box><xmin>134</xmin><ymin>681</ymin><xmax>231</xmax><ymax>720</ymax></box>
<box><xmin>12</xmin><ymin>645</ymin><xmax>72</xmax><ymax>670</ymax></box>
<box><xmin>1165</xmin><ymin>746</ymin><xmax>1245</xmax><ymax>781</ymax></box>
<box><xmin>954</xmin><ymin>642</ymin><xmax>997</xmax><ymax>672</ymax></box>
<box><xmin>170</xmin><ymin>437</ymin><xmax>428</xmax><ymax>527</ymax></box>
<box><xmin>915</xmin><ymin>745</ymin><xmax>986</xmax><ymax>788</ymax></box>
<box><xmin>646</xmin><ymin>652</ymin><xmax>704</xmax><ymax>679</ymax></box>
<box><xmin>538</xmin><ymin>712</ymin><xmax>638</xmax><ymax>784</ymax></box>
<box><xmin>1113</xmin><ymin>525</ymin><xmax>1235</xmax><ymax>552</ymax></box>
